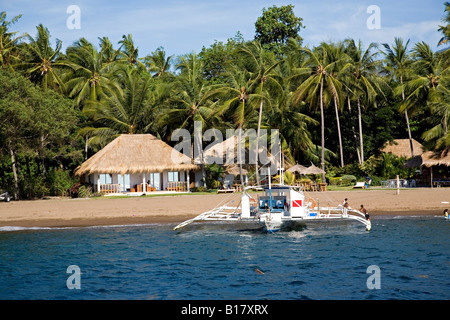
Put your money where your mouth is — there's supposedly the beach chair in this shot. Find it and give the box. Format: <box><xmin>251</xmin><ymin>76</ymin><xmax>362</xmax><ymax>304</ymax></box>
<box><xmin>353</xmin><ymin>182</ymin><xmax>365</xmax><ymax>188</ymax></box>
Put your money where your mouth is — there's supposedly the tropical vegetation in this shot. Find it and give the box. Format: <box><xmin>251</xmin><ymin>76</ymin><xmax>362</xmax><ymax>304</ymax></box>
<box><xmin>0</xmin><ymin>3</ymin><xmax>449</xmax><ymax>199</ymax></box>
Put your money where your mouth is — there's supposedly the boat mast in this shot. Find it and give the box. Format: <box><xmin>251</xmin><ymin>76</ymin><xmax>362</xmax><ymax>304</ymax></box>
<box><xmin>268</xmin><ymin>167</ymin><xmax>272</xmax><ymax>214</ymax></box>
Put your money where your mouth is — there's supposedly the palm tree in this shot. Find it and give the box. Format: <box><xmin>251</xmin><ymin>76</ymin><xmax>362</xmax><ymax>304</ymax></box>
<box><xmin>401</xmin><ymin>42</ymin><xmax>450</xmax><ymax>152</ymax></box>
<box><xmin>293</xmin><ymin>45</ymin><xmax>343</xmax><ymax>182</ymax></box>
<box><xmin>98</xmin><ymin>36</ymin><xmax>121</xmax><ymax>64</ymax></box>
<box><xmin>438</xmin><ymin>2</ymin><xmax>450</xmax><ymax>46</ymax></box>
<box><xmin>0</xmin><ymin>11</ymin><xmax>26</xmax><ymax>70</ymax></box>
<box><xmin>344</xmin><ymin>39</ymin><xmax>388</xmax><ymax>164</ymax></box>
<box><xmin>20</xmin><ymin>24</ymin><xmax>67</xmax><ymax>91</ymax></box>
<box><xmin>142</xmin><ymin>47</ymin><xmax>174</xmax><ymax>77</ymax></box>
<box><xmin>266</xmin><ymin>67</ymin><xmax>317</xmax><ymax>165</ymax></box>
<box><xmin>212</xmin><ymin>67</ymin><xmax>262</xmax><ymax>186</ymax></box>
<box><xmin>160</xmin><ymin>53</ymin><xmax>221</xmax><ymax>186</ymax></box>
<box><xmin>80</xmin><ymin>66</ymin><xmax>155</xmax><ymax>147</ymax></box>
<box><xmin>400</xmin><ymin>42</ymin><xmax>449</xmax><ymax>111</ymax></box>
<box><xmin>237</xmin><ymin>40</ymin><xmax>282</xmax><ymax>183</ymax></box>
<box><xmin>422</xmin><ymin>82</ymin><xmax>450</xmax><ymax>152</ymax></box>
<box><xmin>380</xmin><ymin>37</ymin><xmax>415</xmax><ymax>157</ymax></box>
<box><xmin>318</xmin><ymin>41</ymin><xmax>350</xmax><ymax>167</ymax></box>
<box><xmin>118</xmin><ymin>34</ymin><xmax>146</xmax><ymax>69</ymax></box>
<box><xmin>63</xmin><ymin>38</ymin><xmax>122</xmax><ymax>107</ymax></box>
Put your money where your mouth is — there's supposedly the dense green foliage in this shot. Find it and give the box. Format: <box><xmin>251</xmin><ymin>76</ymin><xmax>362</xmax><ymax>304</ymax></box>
<box><xmin>0</xmin><ymin>4</ymin><xmax>449</xmax><ymax>198</ymax></box>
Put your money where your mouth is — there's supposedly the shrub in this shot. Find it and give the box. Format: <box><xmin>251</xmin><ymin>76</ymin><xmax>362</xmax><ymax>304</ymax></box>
<box><xmin>21</xmin><ymin>175</ymin><xmax>49</xmax><ymax>199</ymax></box>
<box><xmin>329</xmin><ymin>177</ymin><xmax>342</xmax><ymax>186</ymax></box>
<box><xmin>193</xmin><ymin>186</ymin><xmax>208</xmax><ymax>192</ymax></box>
<box><xmin>78</xmin><ymin>185</ymin><xmax>93</xmax><ymax>198</ymax></box>
<box><xmin>47</xmin><ymin>169</ymin><xmax>74</xmax><ymax>196</ymax></box>
<box><xmin>341</xmin><ymin>175</ymin><xmax>356</xmax><ymax>186</ymax></box>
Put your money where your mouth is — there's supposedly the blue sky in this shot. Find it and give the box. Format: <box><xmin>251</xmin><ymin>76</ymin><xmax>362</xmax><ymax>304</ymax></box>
<box><xmin>2</xmin><ymin>0</ymin><xmax>449</xmax><ymax>57</ymax></box>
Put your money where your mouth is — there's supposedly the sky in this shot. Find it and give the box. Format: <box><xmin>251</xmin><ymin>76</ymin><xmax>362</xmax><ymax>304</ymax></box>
<box><xmin>2</xmin><ymin>0</ymin><xmax>449</xmax><ymax>58</ymax></box>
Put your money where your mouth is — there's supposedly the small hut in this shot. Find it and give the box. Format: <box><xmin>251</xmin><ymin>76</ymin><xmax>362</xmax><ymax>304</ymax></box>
<box><xmin>75</xmin><ymin>134</ymin><xmax>199</xmax><ymax>193</ymax></box>
<box><xmin>405</xmin><ymin>151</ymin><xmax>450</xmax><ymax>187</ymax></box>
<box><xmin>381</xmin><ymin>139</ymin><xmax>424</xmax><ymax>158</ymax></box>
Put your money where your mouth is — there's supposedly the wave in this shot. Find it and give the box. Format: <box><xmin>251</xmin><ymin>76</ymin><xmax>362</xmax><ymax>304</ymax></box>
<box><xmin>0</xmin><ymin>223</ymin><xmax>166</xmax><ymax>233</ymax></box>
<box><xmin>0</xmin><ymin>226</ymin><xmax>75</xmax><ymax>232</ymax></box>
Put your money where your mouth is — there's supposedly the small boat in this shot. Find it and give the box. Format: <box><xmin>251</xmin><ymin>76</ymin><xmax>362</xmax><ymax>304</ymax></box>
<box><xmin>174</xmin><ymin>183</ymin><xmax>372</xmax><ymax>233</ymax></box>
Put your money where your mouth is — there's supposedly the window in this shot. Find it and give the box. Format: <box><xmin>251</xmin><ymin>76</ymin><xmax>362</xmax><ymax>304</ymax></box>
<box><xmin>99</xmin><ymin>174</ymin><xmax>112</xmax><ymax>184</ymax></box>
<box><xmin>149</xmin><ymin>173</ymin><xmax>160</xmax><ymax>190</ymax></box>
<box><xmin>168</xmin><ymin>171</ymin><xmax>179</xmax><ymax>182</ymax></box>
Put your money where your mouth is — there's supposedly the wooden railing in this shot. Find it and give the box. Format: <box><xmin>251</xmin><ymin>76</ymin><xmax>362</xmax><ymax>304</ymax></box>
<box><xmin>167</xmin><ymin>181</ymin><xmax>188</xmax><ymax>192</ymax></box>
<box><xmin>100</xmin><ymin>184</ymin><xmax>121</xmax><ymax>194</ymax></box>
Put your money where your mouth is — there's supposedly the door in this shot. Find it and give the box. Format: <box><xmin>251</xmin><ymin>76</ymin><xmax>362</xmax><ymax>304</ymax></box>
<box><xmin>118</xmin><ymin>174</ymin><xmax>131</xmax><ymax>192</ymax></box>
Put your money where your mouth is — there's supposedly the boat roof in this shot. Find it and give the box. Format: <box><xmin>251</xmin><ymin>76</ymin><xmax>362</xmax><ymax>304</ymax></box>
<box><xmin>260</xmin><ymin>184</ymin><xmax>292</xmax><ymax>190</ymax></box>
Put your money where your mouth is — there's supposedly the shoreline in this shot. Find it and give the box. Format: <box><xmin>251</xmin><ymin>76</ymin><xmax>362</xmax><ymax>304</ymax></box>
<box><xmin>0</xmin><ymin>211</ymin><xmax>441</xmax><ymax>229</ymax></box>
<box><xmin>0</xmin><ymin>188</ymin><xmax>448</xmax><ymax>228</ymax></box>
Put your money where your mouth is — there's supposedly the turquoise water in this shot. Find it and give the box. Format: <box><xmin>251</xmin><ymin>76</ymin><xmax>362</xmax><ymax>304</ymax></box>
<box><xmin>0</xmin><ymin>216</ymin><xmax>448</xmax><ymax>300</ymax></box>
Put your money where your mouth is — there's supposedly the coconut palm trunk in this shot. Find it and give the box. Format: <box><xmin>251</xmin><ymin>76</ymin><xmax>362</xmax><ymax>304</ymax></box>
<box><xmin>357</xmin><ymin>99</ymin><xmax>364</xmax><ymax>164</ymax></box>
<box><xmin>400</xmin><ymin>76</ymin><xmax>414</xmax><ymax>157</ymax></box>
<box><xmin>347</xmin><ymin>97</ymin><xmax>362</xmax><ymax>164</ymax></box>
<box><xmin>255</xmin><ymin>82</ymin><xmax>264</xmax><ymax>185</ymax></box>
<box><xmin>320</xmin><ymin>77</ymin><xmax>326</xmax><ymax>183</ymax></box>
<box><xmin>9</xmin><ymin>148</ymin><xmax>19</xmax><ymax>200</ymax></box>
<box><xmin>334</xmin><ymin>96</ymin><xmax>344</xmax><ymax>167</ymax></box>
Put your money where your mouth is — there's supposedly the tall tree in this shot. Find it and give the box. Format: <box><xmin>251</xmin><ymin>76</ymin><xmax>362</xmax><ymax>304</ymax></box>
<box><xmin>64</xmin><ymin>38</ymin><xmax>122</xmax><ymax>107</ymax></box>
<box><xmin>0</xmin><ymin>11</ymin><xmax>25</xmax><ymax>70</ymax></box>
<box><xmin>344</xmin><ymin>39</ymin><xmax>388</xmax><ymax>164</ymax></box>
<box><xmin>118</xmin><ymin>34</ymin><xmax>146</xmax><ymax>69</ymax></box>
<box><xmin>318</xmin><ymin>41</ymin><xmax>349</xmax><ymax>167</ymax></box>
<box><xmin>381</xmin><ymin>37</ymin><xmax>415</xmax><ymax>157</ymax></box>
<box><xmin>160</xmin><ymin>53</ymin><xmax>221</xmax><ymax>185</ymax></box>
<box><xmin>81</xmin><ymin>66</ymin><xmax>155</xmax><ymax>144</ymax></box>
<box><xmin>0</xmin><ymin>70</ymin><xmax>79</xmax><ymax>198</ymax></box>
<box><xmin>21</xmin><ymin>24</ymin><xmax>67</xmax><ymax>91</ymax></box>
<box><xmin>142</xmin><ymin>46</ymin><xmax>174</xmax><ymax>77</ymax></box>
<box><xmin>238</xmin><ymin>41</ymin><xmax>282</xmax><ymax>183</ymax></box>
<box><xmin>212</xmin><ymin>67</ymin><xmax>262</xmax><ymax>185</ymax></box>
<box><xmin>401</xmin><ymin>42</ymin><xmax>450</xmax><ymax>152</ymax></box>
<box><xmin>254</xmin><ymin>4</ymin><xmax>304</xmax><ymax>55</ymax></box>
<box><xmin>293</xmin><ymin>45</ymin><xmax>345</xmax><ymax>181</ymax></box>
<box><xmin>438</xmin><ymin>2</ymin><xmax>450</xmax><ymax>46</ymax></box>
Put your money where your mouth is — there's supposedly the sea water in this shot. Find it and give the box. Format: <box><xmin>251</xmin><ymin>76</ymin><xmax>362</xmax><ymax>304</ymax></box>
<box><xmin>0</xmin><ymin>216</ymin><xmax>448</xmax><ymax>300</ymax></box>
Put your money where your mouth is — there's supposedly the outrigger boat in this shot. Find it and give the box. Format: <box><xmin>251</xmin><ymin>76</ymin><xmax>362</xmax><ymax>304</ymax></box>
<box><xmin>174</xmin><ymin>183</ymin><xmax>372</xmax><ymax>233</ymax></box>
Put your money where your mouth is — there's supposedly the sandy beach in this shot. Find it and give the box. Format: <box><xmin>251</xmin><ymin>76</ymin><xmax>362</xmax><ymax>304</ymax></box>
<box><xmin>0</xmin><ymin>188</ymin><xmax>448</xmax><ymax>228</ymax></box>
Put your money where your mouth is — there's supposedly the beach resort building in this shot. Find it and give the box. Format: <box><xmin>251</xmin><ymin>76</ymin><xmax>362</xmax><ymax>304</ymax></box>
<box><xmin>382</xmin><ymin>139</ymin><xmax>450</xmax><ymax>187</ymax></box>
<box><xmin>75</xmin><ymin>134</ymin><xmax>199</xmax><ymax>194</ymax></box>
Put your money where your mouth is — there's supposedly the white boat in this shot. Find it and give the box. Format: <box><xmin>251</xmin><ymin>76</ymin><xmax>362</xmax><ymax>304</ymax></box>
<box><xmin>174</xmin><ymin>184</ymin><xmax>372</xmax><ymax>233</ymax></box>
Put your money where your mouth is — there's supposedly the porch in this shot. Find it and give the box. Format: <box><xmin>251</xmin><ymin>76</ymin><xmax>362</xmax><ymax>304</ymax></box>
<box><xmin>93</xmin><ymin>171</ymin><xmax>192</xmax><ymax>195</ymax></box>
<box><xmin>99</xmin><ymin>182</ymin><xmax>190</xmax><ymax>195</ymax></box>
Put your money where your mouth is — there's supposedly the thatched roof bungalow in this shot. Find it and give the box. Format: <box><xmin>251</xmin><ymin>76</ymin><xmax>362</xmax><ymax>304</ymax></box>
<box><xmin>405</xmin><ymin>150</ymin><xmax>450</xmax><ymax>187</ymax></box>
<box><xmin>381</xmin><ymin>139</ymin><xmax>424</xmax><ymax>158</ymax></box>
<box><xmin>75</xmin><ymin>134</ymin><xmax>199</xmax><ymax>193</ymax></box>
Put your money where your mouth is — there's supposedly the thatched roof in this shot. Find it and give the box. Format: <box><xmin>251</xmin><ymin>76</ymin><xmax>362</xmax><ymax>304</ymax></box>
<box><xmin>381</xmin><ymin>139</ymin><xmax>424</xmax><ymax>158</ymax></box>
<box><xmin>287</xmin><ymin>164</ymin><xmax>308</xmax><ymax>174</ymax></box>
<box><xmin>225</xmin><ymin>164</ymin><xmax>248</xmax><ymax>175</ymax></box>
<box><xmin>199</xmin><ymin>135</ymin><xmax>294</xmax><ymax>168</ymax></box>
<box><xmin>304</xmin><ymin>163</ymin><xmax>326</xmax><ymax>174</ymax></box>
<box><xmin>201</xmin><ymin>135</ymin><xmax>240</xmax><ymax>165</ymax></box>
<box><xmin>405</xmin><ymin>151</ymin><xmax>450</xmax><ymax>168</ymax></box>
<box><xmin>75</xmin><ymin>134</ymin><xmax>199</xmax><ymax>176</ymax></box>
